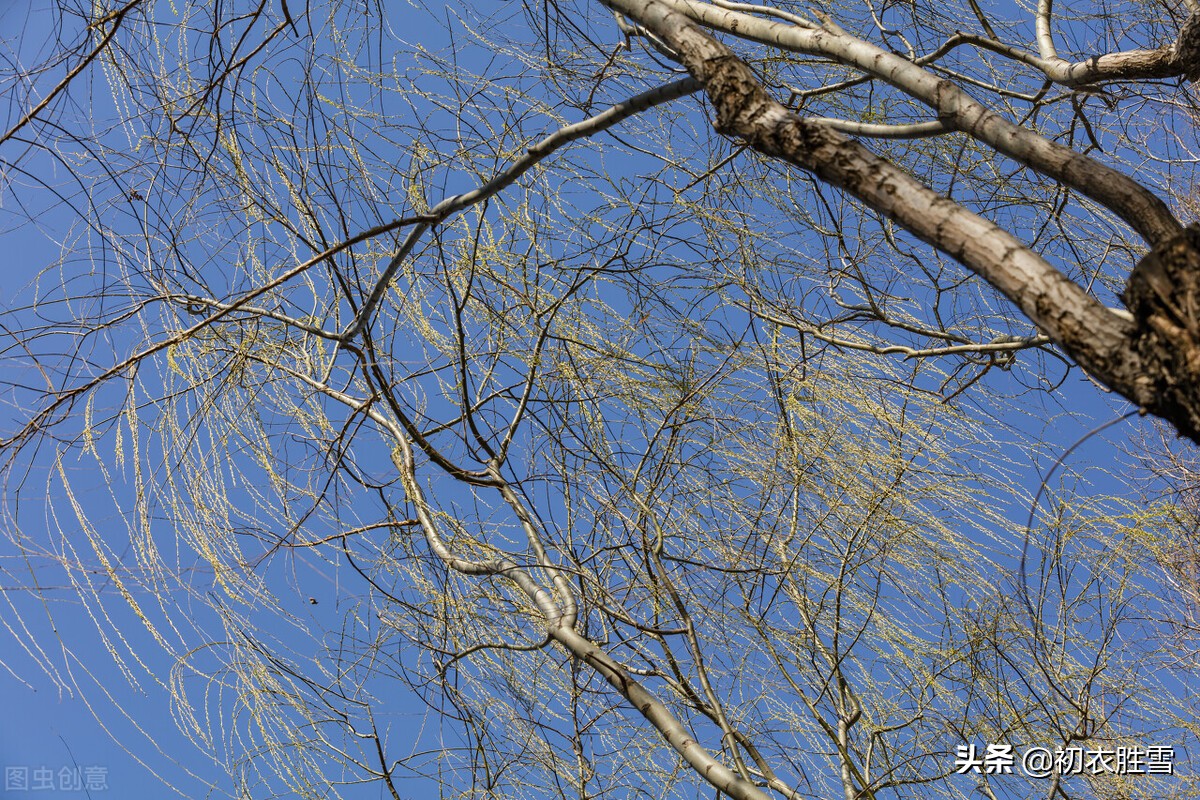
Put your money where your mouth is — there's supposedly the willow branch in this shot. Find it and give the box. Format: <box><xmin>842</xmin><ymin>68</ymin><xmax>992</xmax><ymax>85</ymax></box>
<box><xmin>341</xmin><ymin>77</ymin><xmax>702</xmax><ymax>343</ymax></box>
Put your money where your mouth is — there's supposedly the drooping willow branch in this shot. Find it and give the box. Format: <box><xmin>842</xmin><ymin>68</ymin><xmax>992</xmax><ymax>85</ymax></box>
<box><xmin>284</xmin><ymin>363</ymin><xmax>777</xmax><ymax>800</ymax></box>
<box><xmin>4</xmin><ymin>79</ymin><xmax>702</xmax><ymax>455</ymax></box>
<box><xmin>340</xmin><ymin>76</ymin><xmax>703</xmax><ymax>343</ymax></box>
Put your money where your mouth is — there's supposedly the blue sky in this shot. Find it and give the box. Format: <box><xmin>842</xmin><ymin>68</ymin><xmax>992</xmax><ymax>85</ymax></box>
<box><xmin>1</xmin><ymin>0</ymin><xmax>1194</xmax><ymax>798</ymax></box>
<box><xmin>0</xmin><ymin>0</ymin><xmax>172</xmax><ymax>789</ymax></box>
<box><xmin>0</xmin><ymin>3</ymin><xmax>233</xmax><ymax>789</ymax></box>
<box><xmin>0</xmin><ymin>2</ymin><xmax>446</xmax><ymax>797</ymax></box>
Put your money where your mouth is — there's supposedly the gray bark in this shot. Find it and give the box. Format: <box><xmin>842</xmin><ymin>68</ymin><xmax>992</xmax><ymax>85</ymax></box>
<box><xmin>601</xmin><ymin>0</ymin><xmax>1200</xmax><ymax>444</ymax></box>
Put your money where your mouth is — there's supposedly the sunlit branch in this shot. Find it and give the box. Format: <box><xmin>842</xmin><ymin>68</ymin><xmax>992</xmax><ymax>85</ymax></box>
<box><xmin>0</xmin><ymin>0</ymin><xmax>144</xmax><ymax>148</ymax></box>
<box><xmin>708</xmin><ymin>0</ymin><xmax>813</xmax><ymax>28</ymax></box>
<box><xmin>341</xmin><ymin>77</ymin><xmax>703</xmax><ymax>343</ymax></box>
<box><xmin>804</xmin><ymin>118</ymin><xmax>949</xmax><ymax>139</ymax></box>
<box><xmin>606</xmin><ymin>0</ymin><xmax>1183</xmax><ymax>246</ymax></box>
<box><xmin>751</xmin><ymin>307</ymin><xmax>1052</xmax><ymax>359</ymax></box>
<box><xmin>2</xmin><ymin>212</ymin><xmax>435</xmax><ymax>454</ymax></box>
<box><xmin>942</xmin><ymin>32</ymin><xmax>1181</xmax><ymax>86</ymax></box>
<box><xmin>1034</xmin><ymin>0</ymin><xmax>1059</xmax><ymax>61</ymax></box>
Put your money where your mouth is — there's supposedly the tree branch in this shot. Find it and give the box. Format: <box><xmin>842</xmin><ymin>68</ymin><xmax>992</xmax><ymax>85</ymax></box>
<box><xmin>605</xmin><ymin>0</ymin><xmax>1183</xmax><ymax>246</ymax></box>
<box><xmin>341</xmin><ymin>77</ymin><xmax>702</xmax><ymax>343</ymax></box>
<box><xmin>600</xmin><ymin>0</ymin><xmax>1140</xmax><ymax>395</ymax></box>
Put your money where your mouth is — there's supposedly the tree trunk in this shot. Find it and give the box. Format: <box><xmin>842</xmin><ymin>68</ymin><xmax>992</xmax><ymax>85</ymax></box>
<box><xmin>1125</xmin><ymin>225</ymin><xmax>1200</xmax><ymax>443</ymax></box>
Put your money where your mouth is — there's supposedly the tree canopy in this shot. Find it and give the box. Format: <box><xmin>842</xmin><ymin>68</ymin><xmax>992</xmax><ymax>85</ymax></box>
<box><xmin>2</xmin><ymin>1</ymin><xmax>1199</xmax><ymax>799</ymax></box>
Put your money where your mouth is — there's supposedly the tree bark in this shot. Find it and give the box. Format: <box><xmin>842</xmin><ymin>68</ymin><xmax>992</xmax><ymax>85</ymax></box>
<box><xmin>602</xmin><ymin>0</ymin><xmax>1200</xmax><ymax>444</ymax></box>
<box><xmin>1124</xmin><ymin>225</ymin><xmax>1200</xmax><ymax>442</ymax></box>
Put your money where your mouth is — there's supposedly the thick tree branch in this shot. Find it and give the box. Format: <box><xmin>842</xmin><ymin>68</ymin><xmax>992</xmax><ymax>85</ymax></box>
<box><xmin>1124</xmin><ymin>225</ymin><xmax>1200</xmax><ymax>441</ymax></box>
<box><xmin>601</xmin><ymin>1</ymin><xmax>1140</xmax><ymax>389</ymax></box>
<box><xmin>602</xmin><ymin>0</ymin><xmax>1200</xmax><ymax>444</ymax></box>
<box><xmin>604</xmin><ymin>0</ymin><xmax>1184</xmax><ymax>247</ymax></box>
<box><xmin>950</xmin><ymin>32</ymin><xmax>1182</xmax><ymax>85</ymax></box>
<box><xmin>1034</xmin><ymin>0</ymin><xmax>1059</xmax><ymax>60</ymax></box>
<box><xmin>551</xmin><ymin>625</ymin><xmax>773</xmax><ymax>800</ymax></box>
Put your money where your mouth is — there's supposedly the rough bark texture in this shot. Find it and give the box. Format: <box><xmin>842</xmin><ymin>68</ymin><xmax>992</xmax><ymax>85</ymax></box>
<box><xmin>604</xmin><ymin>0</ymin><xmax>1200</xmax><ymax>445</ymax></box>
<box><xmin>1124</xmin><ymin>224</ymin><xmax>1200</xmax><ymax>442</ymax></box>
<box><xmin>1176</xmin><ymin>11</ymin><xmax>1200</xmax><ymax>80</ymax></box>
<box><xmin>620</xmin><ymin>0</ymin><xmax>1184</xmax><ymax>247</ymax></box>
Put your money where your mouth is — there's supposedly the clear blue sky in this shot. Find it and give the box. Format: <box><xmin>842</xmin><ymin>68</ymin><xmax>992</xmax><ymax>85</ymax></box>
<box><xmin>0</xmin><ymin>1</ymin><xmax>1187</xmax><ymax>798</ymax></box>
